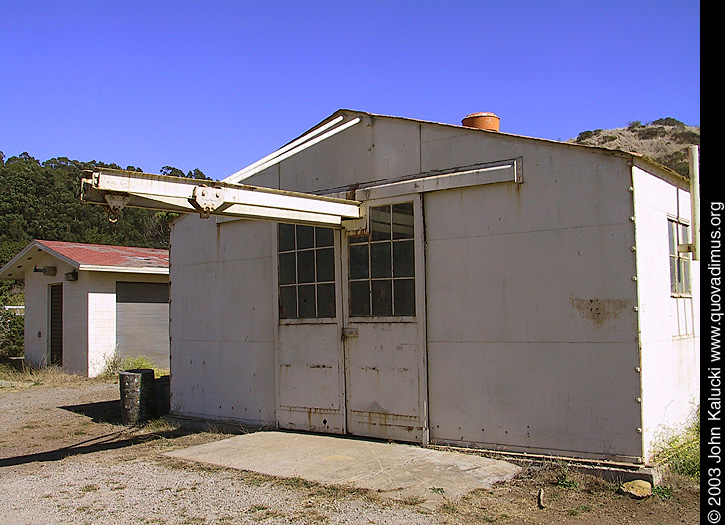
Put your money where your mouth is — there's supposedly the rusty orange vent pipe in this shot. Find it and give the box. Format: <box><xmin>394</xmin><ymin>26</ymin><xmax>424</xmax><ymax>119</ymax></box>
<box><xmin>461</xmin><ymin>112</ymin><xmax>500</xmax><ymax>131</ymax></box>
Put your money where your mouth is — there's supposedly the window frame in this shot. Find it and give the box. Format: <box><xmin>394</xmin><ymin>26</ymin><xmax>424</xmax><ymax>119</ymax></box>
<box><xmin>277</xmin><ymin>223</ymin><xmax>338</xmax><ymax>322</ymax></box>
<box><xmin>668</xmin><ymin>217</ymin><xmax>692</xmax><ymax>297</ymax></box>
<box><xmin>347</xmin><ymin>200</ymin><xmax>417</xmax><ymax>321</ymax></box>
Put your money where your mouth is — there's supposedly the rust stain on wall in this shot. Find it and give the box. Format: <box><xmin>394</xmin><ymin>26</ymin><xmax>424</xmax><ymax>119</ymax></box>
<box><xmin>571</xmin><ymin>298</ymin><xmax>632</xmax><ymax>325</ymax></box>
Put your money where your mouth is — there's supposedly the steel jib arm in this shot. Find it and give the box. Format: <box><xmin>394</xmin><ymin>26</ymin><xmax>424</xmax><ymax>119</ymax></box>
<box><xmin>80</xmin><ymin>168</ymin><xmax>362</xmax><ymax>227</ymax></box>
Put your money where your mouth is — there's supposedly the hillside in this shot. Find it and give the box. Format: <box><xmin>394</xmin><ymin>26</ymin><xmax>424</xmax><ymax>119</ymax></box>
<box><xmin>566</xmin><ymin>117</ymin><xmax>700</xmax><ymax>177</ymax></box>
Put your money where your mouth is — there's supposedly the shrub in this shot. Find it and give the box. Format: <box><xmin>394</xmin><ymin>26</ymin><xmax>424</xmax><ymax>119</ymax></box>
<box><xmin>100</xmin><ymin>353</ymin><xmax>168</xmax><ymax>379</ymax></box>
<box><xmin>575</xmin><ymin>130</ymin><xmax>595</xmax><ymax>143</ymax></box>
<box><xmin>651</xmin><ymin>117</ymin><xmax>685</xmax><ymax>127</ymax></box>
<box><xmin>0</xmin><ymin>308</ymin><xmax>24</xmax><ymax>357</ymax></box>
<box><xmin>672</xmin><ymin>130</ymin><xmax>701</xmax><ymax>145</ymax></box>
<box><xmin>636</xmin><ymin>126</ymin><xmax>667</xmax><ymax>140</ymax></box>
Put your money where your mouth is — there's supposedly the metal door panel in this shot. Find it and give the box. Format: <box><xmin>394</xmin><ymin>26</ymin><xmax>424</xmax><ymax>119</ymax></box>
<box><xmin>344</xmin><ymin>323</ymin><xmax>424</xmax><ymax>442</ymax></box>
<box><xmin>277</xmin><ymin>322</ymin><xmax>345</xmax><ymax>434</ymax></box>
<box><xmin>342</xmin><ymin>196</ymin><xmax>428</xmax><ymax>443</ymax></box>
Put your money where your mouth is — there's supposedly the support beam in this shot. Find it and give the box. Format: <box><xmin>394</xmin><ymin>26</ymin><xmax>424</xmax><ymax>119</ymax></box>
<box><xmin>223</xmin><ymin>116</ymin><xmax>361</xmax><ymax>184</ymax></box>
<box><xmin>81</xmin><ymin>168</ymin><xmax>362</xmax><ymax>228</ymax></box>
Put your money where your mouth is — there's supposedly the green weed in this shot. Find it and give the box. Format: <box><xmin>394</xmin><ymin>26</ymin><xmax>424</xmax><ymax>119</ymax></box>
<box><xmin>652</xmin><ymin>407</ymin><xmax>700</xmax><ymax>479</ymax></box>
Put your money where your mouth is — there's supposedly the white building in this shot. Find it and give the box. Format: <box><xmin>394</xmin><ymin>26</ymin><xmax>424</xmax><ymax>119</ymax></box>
<box><xmin>84</xmin><ymin>109</ymin><xmax>700</xmax><ymax>465</ymax></box>
<box><xmin>0</xmin><ymin>240</ymin><xmax>170</xmax><ymax>377</ymax></box>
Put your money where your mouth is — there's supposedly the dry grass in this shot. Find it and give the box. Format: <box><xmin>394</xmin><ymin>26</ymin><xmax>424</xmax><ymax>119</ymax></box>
<box><xmin>0</xmin><ymin>362</ymin><xmax>93</xmax><ymax>386</ymax></box>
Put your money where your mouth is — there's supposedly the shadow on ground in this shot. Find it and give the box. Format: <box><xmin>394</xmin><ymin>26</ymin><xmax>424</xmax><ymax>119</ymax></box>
<box><xmin>60</xmin><ymin>400</ymin><xmax>123</xmax><ymax>425</ymax></box>
<box><xmin>0</xmin><ymin>399</ymin><xmax>192</xmax><ymax>468</ymax></box>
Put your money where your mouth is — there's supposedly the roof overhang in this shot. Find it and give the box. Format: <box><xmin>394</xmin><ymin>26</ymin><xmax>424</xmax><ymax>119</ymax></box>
<box><xmin>0</xmin><ymin>241</ymin><xmax>71</xmax><ymax>281</ymax></box>
<box><xmin>0</xmin><ymin>240</ymin><xmax>169</xmax><ymax>281</ymax></box>
<box><xmin>76</xmin><ymin>265</ymin><xmax>169</xmax><ymax>275</ymax></box>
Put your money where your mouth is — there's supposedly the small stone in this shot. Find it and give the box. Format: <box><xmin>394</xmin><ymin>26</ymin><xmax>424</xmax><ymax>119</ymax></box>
<box><xmin>619</xmin><ymin>480</ymin><xmax>652</xmax><ymax>499</ymax></box>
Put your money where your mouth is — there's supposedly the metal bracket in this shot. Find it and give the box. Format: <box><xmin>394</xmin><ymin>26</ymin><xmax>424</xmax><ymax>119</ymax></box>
<box><xmin>103</xmin><ymin>194</ymin><xmax>130</xmax><ymax>223</ymax></box>
<box><xmin>190</xmin><ymin>186</ymin><xmax>225</xmax><ymax>218</ymax></box>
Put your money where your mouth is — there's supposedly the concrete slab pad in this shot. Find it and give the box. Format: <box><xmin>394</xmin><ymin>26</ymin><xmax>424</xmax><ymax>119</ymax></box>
<box><xmin>165</xmin><ymin>431</ymin><xmax>520</xmax><ymax>509</ymax></box>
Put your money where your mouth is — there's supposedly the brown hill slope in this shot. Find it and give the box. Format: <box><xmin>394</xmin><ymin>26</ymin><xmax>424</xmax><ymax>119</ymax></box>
<box><xmin>566</xmin><ymin>117</ymin><xmax>700</xmax><ymax>177</ymax></box>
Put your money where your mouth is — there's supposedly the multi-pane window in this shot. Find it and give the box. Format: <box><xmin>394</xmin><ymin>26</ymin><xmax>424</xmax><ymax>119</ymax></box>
<box><xmin>278</xmin><ymin>224</ymin><xmax>336</xmax><ymax>319</ymax></box>
<box><xmin>668</xmin><ymin>219</ymin><xmax>691</xmax><ymax>295</ymax></box>
<box><xmin>348</xmin><ymin>203</ymin><xmax>415</xmax><ymax>317</ymax></box>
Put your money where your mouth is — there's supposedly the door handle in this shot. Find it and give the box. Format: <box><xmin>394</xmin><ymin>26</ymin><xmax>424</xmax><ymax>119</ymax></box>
<box><xmin>341</xmin><ymin>327</ymin><xmax>358</xmax><ymax>340</ymax></box>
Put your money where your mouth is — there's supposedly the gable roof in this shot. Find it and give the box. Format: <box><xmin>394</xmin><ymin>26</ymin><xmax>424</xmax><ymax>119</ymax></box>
<box><xmin>269</xmin><ymin>109</ymin><xmax>685</xmax><ymax>184</ymax></box>
<box><xmin>0</xmin><ymin>240</ymin><xmax>169</xmax><ymax>280</ymax></box>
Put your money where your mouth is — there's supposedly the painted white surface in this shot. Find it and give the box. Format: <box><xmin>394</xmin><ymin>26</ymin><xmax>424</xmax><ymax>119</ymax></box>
<box><xmin>21</xmin><ymin>251</ymin><xmax>168</xmax><ymax>377</ymax></box>
<box><xmin>168</xmin><ymin>111</ymin><xmax>699</xmax><ymax>463</ymax></box>
<box><xmin>632</xmin><ymin>166</ymin><xmax>700</xmax><ymax>461</ymax></box>
<box><xmin>169</xmin><ymin>215</ymin><xmax>277</xmax><ymax>426</ymax></box>
<box><xmin>87</xmin><ymin>289</ymin><xmax>116</xmax><ymax>377</ymax></box>
<box><xmin>22</xmin><ymin>253</ymin><xmax>88</xmax><ymax>374</ymax></box>
<box><xmin>424</xmin><ymin>146</ymin><xmax>643</xmax><ymax>462</ymax></box>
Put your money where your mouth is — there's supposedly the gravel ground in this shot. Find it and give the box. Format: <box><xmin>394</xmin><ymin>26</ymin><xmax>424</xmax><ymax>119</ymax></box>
<box><xmin>0</xmin><ymin>374</ymin><xmax>700</xmax><ymax>524</ymax></box>
<box><xmin>0</xmin><ymin>378</ymin><xmax>440</xmax><ymax>524</ymax></box>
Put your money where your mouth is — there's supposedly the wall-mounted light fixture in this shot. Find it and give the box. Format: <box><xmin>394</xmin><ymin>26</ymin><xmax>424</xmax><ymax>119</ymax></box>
<box><xmin>65</xmin><ymin>270</ymin><xmax>78</xmax><ymax>281</ymax></box>
<box><xmin>33</xmin><ymin>265</ymin><xmax>57</xmax><ymax>276</ymax></box>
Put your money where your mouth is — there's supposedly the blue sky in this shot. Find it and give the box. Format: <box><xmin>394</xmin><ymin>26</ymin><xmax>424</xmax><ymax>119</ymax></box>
<box><xmin>1</xmin><ymin>1</ymin><xmax>700</xmax><ymax>180</ymax></box>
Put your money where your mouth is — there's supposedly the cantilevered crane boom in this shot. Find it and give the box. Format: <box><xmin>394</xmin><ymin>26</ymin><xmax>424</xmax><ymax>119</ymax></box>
<box><xmin>80</xmin><ymin>168</ymin><xmax>362</xmax><ymax>228</ymax></box>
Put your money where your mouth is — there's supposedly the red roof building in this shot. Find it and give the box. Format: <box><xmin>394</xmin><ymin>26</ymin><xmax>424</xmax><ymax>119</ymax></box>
<box><xmin>1</xmin><ymin>240</ymin><xmax>170</xmax><ymax>377</ymax></box>
<box><xmin>0</xmin><ymin>240</ymin><xmax>168</xmax><ymax>279</ymax></box>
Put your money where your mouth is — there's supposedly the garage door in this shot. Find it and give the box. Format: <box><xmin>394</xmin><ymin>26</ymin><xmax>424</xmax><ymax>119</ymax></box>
<box><xmin>116</xmin><ymin>282</ymin><xmax>170</xmax><ymax>369</ymax></box>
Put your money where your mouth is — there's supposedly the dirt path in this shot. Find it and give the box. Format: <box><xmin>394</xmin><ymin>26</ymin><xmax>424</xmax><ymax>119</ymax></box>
<box><xmin>0</xmin><ymin>377</ymin><xmax>700</xmax><ymax>524</ymax></box>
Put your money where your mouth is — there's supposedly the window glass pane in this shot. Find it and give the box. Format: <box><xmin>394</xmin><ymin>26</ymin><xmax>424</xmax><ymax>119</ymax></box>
<box><xmin>279</xmin><ymin>286</ymin><xmax>297</xmax><ymax>319</ymax></box>
<box><xmin>279</xmin><ymin>252</ymin><xmax>296</xmax><ymax>285</ymax></box>
<box><xmin>370</xmin><ymin>242</ymin><xmax>392</xmax><ymax>278</ymax></box>
<box><xmin>317</xmin><ymin>283</ymin><xmax>336</xmax><ymax>318</ymax></box>
<box><xmin>370</xmin><ymin>206</ymin><xmax>391</xmax><ymax>241</ymax></box>
<box><xmin>392</xmin><ymin>203</ymin><xmax>414</xmax><ymax>239</ymax></box>
<box><xmin>371</xmin><ymin>279</ymin><xmax>392</xmax><ymax>316</ymax></box>
<box><xmin>393</xmin><ymin>240</ymin><xmax>415</xmax><ymax>277</ymax></box>
<box><xmin>683</xmin><ymin>260</ymin><xmax>691</xmax><ymax>294</ymax></box>
<box><xmin>298</xmin><ymin>284</ymin><xmax>316</xmax><ymax>318</ymax></box>
<box><xmin>680</xmin><ymin>224</ymin><xmax>690</xmax><ymax>245</ymax></box>
<box><xmin>670</xmin><ymin>257</ymin><xmax>677</xmax><ymax>294</ymax></box>
<box><xmin>394</xmin><ymin>279</ymin><xmax>416</xmax><ymax>316</ymax></box>
<box><xmin>315</xmin><ymin>227</ymin><xmax>334</xmax><ymax>247</ymax></box>
<box><xmin>297</xmin><ymin>225</ymin><xmax>315</xmax><ymax>249</ymax></box>
<box><xmin>349</xmin><ymin>244</ymin><xmax>369</xmax><ymax>279</ymax></box>
<box><xmin>668</xmin><ymin>221</ymin><xmax>677</xmax><ymax>256</ymax></box>
<box><xmin>316</xmin><ymin>247</ymin><xmax>335</xmax><ymax>282</ymax></box>
<box><xmin>678</xmin><ymin>259</ymin><xmax>686</xmax><ymax>293</ymax></box>
<box><xmin>297</xmin><ymin>250</ymin><xmax>315</xmax><ymax>283</ymax></box>
<box><xmin>350</xmin><ymin>281</ymin><xmax>370</xmax><ymax>316</ymax></box>
<box><xmin>279</xmin><ymin>223</ymin><xmax>296</xmax><ymax>252</ymax></box>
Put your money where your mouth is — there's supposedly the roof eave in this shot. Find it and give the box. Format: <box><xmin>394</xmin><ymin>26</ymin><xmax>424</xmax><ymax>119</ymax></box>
<box><xmin>77</xmin><ymin>265</ymin><xmax>169</xmax><ymax>275</ymax></box>
<box><xmin>0</xmin><ymin>240</ymin><xmax>80</xmax><ymax>281</ymax></box>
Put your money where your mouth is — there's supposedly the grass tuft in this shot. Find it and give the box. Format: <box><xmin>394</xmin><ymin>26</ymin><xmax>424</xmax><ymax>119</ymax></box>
<box><xmin>652</xmin><ymin>407</ymin><xmax>700</xmax><ymax>479</ymax></box>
